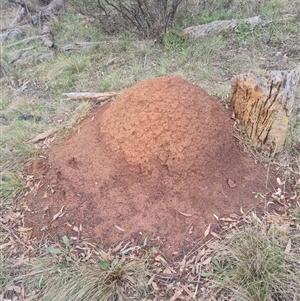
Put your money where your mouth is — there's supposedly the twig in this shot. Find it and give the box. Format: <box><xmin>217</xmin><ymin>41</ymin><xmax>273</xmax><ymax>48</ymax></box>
<box><xmin>5</xmin><ymin>36</ymin><xmax>41</xmax><ymax>48</ymax></box>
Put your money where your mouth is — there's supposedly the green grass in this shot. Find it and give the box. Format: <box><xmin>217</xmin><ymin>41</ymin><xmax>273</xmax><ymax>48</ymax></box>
<box><xmin>0</xmin><ymin>255</ymin><xmax>10</xmax><ymax>292</ymax></box>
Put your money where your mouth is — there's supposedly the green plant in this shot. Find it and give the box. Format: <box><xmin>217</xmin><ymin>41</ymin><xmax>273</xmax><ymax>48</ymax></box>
<box><xmin>0</xmin><ymin>174</ymin><xmax>25</xmax><ymax>204</ymax></box>
<box><xmin>46</xmin><ymin>235</ymin><xmax>77</xmax><ymax>263</ymax></box>
<box><xmin>47</xmin><ymin>184</ymin><xmax>55</xmax><ymax>194</ymax></box>
<box><xmin>162</xmin><ymin>28</ymin><xmax>188</xmax><ymax>49</ymax></box>
<box><xmin>41</xmin><ymin>225</ymin><xmax>49</xmax><ymax>232</ymax></box>
<box><xmin>252</xmin><ymin>191</ymin><xmax>265</xmax><ymax>199</ymax></box>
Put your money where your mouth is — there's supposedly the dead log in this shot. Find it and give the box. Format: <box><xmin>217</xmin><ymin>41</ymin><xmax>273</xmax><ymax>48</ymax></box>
<box><xmin>11</xmin><ymin>5</ymin><xmax>29</xmax><ymax>26</ymax></box>
<box><xmin>5</xmin><ymin>35</ymin><xmax>41</xmax><ymax>48</ymax></box>
<box><xmin>0</xmin><ymin>27</ymin><xmax>26</xmax><ymax>42</ymax></box>
<box><xmin>42</xmin><ymin>0</ymin><xmax>64</xmax><ymax>14</ymax></box>
<box><xmin>183</xmin><ymin>16</ymin><xmax>266</xmax><ymax>39</ymax></box>
<box><xmin>62</xmin><ymin>92</ymin><xmax>120</xmax><ymax>104</ymax></box>
<box><xmin>41</xmin><ymin>25</ymin><xmax>54</xmax><ymax>48</ymax></box>
<box><xmin>60</xmin><ymin>41</ymin><xmax>119</xmax><ymax>51</ymax></box>
<box><xmin>231</xmin><ymin>68</ymin><xmax>300</xmax><ymax>156</ymax></box>
<box><xmin>9</xmin><ymin>46</ymin><xmax>34</xmax><ymax>63</ymax></box>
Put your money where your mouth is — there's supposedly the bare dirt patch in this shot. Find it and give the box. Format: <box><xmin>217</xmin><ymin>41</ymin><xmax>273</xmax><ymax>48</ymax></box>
<box><xmin>22</xmin><ymin>76</ymin><xmax>275</xmax><ymax>255</ymax></box>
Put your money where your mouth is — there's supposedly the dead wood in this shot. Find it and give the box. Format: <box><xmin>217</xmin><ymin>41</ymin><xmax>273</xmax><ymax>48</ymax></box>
<box><xmin>183</xmin><ymin>16</ymin><xmax>266</xmax><ymax>39</ymax></box>
<box><xmin>41</xmin><ymin>25</ymin><xmax>54</xmax><ymax>48</ymax></box>
<box><xmin>29</xmin><ymin>128</ymin><xmax>58</xmax><ymax>143</ymax></box>
<box><xmin>9</xmin><ymin>46</ymin><xmax>34</xmax><ymax>63</ymax></box>
<box><xmin>42</xmin><ymin>0</ymin><xmax>64</xmax><ymax>14</ymax></box>
<box><xmin>62</xmin><ymin>92</ymin><xmax>120</xmax><ymax>103</ymax></box>
<box><xmin>15</xmin><ymin>51</ymin><xmax>54</xmax><ymax>66</ymax></box>
<box><xmin>5</xmin><ymin>35</ymin><xmax>41</xmax><ymax>48</ymax></box>
<box><xmin>0</xmin><ymin>26</ymin><xmax>27</xmax><ymax>42</ymax></box>
<box><xmin>11</xmin><ymin>5</ymin><xmax>29</xmax><ymax>26</ymax></box>
<box><xmin>60</xmin><ymin>41</ymin><xmax>119</xmax><ymax>51</ymax></box>
<box><xmin>231</xmin><ymin>68</ymin><xmax>300</xmax><ymax>156</ymax></box>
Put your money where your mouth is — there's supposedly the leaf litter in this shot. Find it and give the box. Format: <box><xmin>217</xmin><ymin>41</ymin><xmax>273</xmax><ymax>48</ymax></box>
<box><xmin>1</xmin><ymin>193</ymin><xmax>300</xmax><ymax>300</ymax></box>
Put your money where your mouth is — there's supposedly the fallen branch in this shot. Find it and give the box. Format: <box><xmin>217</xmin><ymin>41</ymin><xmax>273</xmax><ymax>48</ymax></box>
<box><xmin>62</xmin><ymin>92</ymin><xmax>120</xmax><ymax>103</ymax></box>
<box><xmin>5</xmin><ymin>35</ymin><xmax>42</xmax><ymax>48</ymax></box>
<box><xmin>29</xmin><ymin>128</ymin><xmax>58</xmax><ymax>144</ymax></box>
<box><xmin>60</xmin><ymin>41</ymin><xmax>119</xmax><ymax>51</ymax></box>
<box><xmin>9</xmin><ymin>46</ymin><xmax>34</xmax><ymax>64</ymax></box>
<box><xmin>42</xmin><ymin>0</ymin><xmax>65</xmax><ymax>14</ymax></box>
<box><xmin>183</xmin><ymin>16</ymin><xmax>266</xmax><ymax>39</ymax></box>
<box><xmin>0</xmin><ymin>26</ymin><xmax>27</xmax><ymax>42</ymax></box>
<box><xmin>15</xmin><ymin>51</ymin><xmax>54</xmax><ymax>66</ymax></box>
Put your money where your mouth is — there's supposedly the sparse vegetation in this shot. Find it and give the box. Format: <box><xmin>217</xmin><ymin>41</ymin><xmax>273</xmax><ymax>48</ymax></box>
<box><xmin>211</xmin><ymin>227</ymin><xmax>300</xmax><ymax>300</ymax></box>
<box><xmin>34</xmin><ymin>255</ymin><xmax>151</xmax><ymax>301</ymax></box>
<box><xmin>69</xmin><ymin>0</ymin><xmax>185</xmax><ymax>38</ymax></box>
<box><xmin>1</xmin><ymin>0</ymin><xmax>300</xmax><ymax>300</ymax></box>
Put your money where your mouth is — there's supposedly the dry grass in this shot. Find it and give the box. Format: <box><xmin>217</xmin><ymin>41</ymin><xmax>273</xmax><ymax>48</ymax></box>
<box><xmin>35</xmin><ymin>256</ymin><xmax>151</xmax><ymax>301</ymax></box>
<box><xmin>198</xmin><ymin>207</ymin><xmax>300</xmax><ymax>300</ymax></box>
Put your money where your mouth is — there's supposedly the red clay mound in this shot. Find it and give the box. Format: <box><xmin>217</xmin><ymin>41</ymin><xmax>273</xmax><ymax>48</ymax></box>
<box><xmin>23</xmin><ymin>76</ymin><xmax>274</xmax><ymax>254</ymax></box>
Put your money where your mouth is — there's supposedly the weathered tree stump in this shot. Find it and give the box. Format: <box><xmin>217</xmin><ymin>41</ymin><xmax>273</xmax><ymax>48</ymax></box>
<box><xmin>231</xmin><ymin>68</ymin><xmax>300</xmax><ymax>156</ymax></box>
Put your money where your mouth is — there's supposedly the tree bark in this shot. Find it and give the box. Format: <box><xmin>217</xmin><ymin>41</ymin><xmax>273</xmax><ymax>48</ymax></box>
<box><xmin>230</xmin><ymin>68</ymin><xmax>300</xmax><ymax>156</ymax></box>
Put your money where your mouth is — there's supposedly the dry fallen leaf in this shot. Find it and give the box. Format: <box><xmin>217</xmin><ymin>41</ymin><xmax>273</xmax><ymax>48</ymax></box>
<box><xmin>211</xmin><ymin>232</ymin><xmax>221</xmax><ymax>239</ymax></box>
<box><xmin>51</xmin><ymin>206</ymin><xmax>65</xmax><ymax>222</ymax></box>
<box><xmin>285</xmin><ymin>239</ymin><xmax>292</xmax><ymax>254</ymax></box>
<box><xmin>202</xmin><ymin>256</ymin><xmax>212</xmax><ymax>265</ymax></box>
<box><xmin>220</xmin><ymin>217</ymin><xmax>237</xmax><ymax>222</ymax></box>
<box><xmin>170</xmin><ymin>289</ymin><xmax>183</xmax><ymax>301</ymax></box>
<box><xmin>126</xmin><ymin>275</ymin><xmax>136</xmax><ymax>284</ymax></box>
<box><xmin>227</xmin><ymin>178</ymin><xmax>237</xmax><ymax>188</ymax></box>
<box><xmin>148</xmin><ymin>275</ymin><xmax>155</xmax><ymax>286</ymax></box>
<box><xmin>204</xmin><ymin>224</ymin><xmax>211</xmax><ymax>237</ymax></box>
<box><xmin>151</xmin><ymin>281</ymin><xmax>159</xmax><ymax>291</ymax></box>
<box><xmin>213</xmin><ymin>214</ymin><xmax>219</xmax><ymax>220</ymax></box>
<box><xmin>73</xmin><ymin>226</ymin><xmax>79</xmax><ymax>232</ymax></box>
<box><xmin>115</xmin><ymin>225</ymin><xmax>125</xmax><ymax>232</ymax></box>
<box><xmin>181</xmin><ymin>285</ymin><xmax>195</xmax><ymax>299</ymax></box>
<box><xmin>178</xmin><ymin>210</ymin><xmax>193</xmax><ymax>217</ymax></box>
<box><xmin>16</xmin><ymin>226</ymin><xmax>32</xmax><ymax>232</ymax></box>
<box><xmin>112</xmin><ymin>240</ymin><xmax>124</xmax><ymax>252</ymax></box>
<box><xmin>0</xmin><ymin>242</ymin><xmax>13</xmax><ymax>250</ymax></box>
<box><xmin>155</xmin><ymin>255</ymin><xmax>168</xmax><ymax>266</ymax></box>
<box><xmin>276</xmin><ymin>177</ymin><xmax>284</xmax><ymax>186</ymax></box>
<box><xmin>179</xmin><ymin>255</ymin><xmax>186</xmax><ymax>272</ymax></box>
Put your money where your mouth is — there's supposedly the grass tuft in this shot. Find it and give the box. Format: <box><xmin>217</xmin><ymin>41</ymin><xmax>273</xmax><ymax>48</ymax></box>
<box><xmin>211</xmin><ymin>226</ymin><xmax>300</xmax><ymax>301</ymax></box>
<box><xmin>27</xmin><ymin>245</ymin><xmax>151</xmax><ymax>301</ymax></box>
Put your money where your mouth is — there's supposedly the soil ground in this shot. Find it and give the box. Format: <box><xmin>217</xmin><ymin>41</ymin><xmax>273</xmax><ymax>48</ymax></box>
<box><xmin>22</xmin><ymin>77</ymin><xmax>276</xmax><ymax>255</ymax></box>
